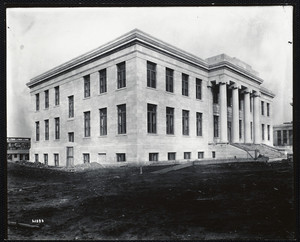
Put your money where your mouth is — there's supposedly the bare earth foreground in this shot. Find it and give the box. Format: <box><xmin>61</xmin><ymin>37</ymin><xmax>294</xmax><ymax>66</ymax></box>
<box><xmin>7</xmin><ymin>160</ymin><xmax>295</xmax><ymax>240</ymax></box>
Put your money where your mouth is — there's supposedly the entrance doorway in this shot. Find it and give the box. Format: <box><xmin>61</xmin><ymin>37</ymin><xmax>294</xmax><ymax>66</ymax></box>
<box><xmin>98</xmin><ymin>153</ymin><xmax>107</xmax><ymax>163</ymax></box>
<box><xmin>66</xmin><ymin>147</ymin><xmax>74</xmax><ymax>167</ymax></box>
<box><xmin>227</xmin><ymin>121</ymin><xmax>232</xmax><ymax>143</ymax></box>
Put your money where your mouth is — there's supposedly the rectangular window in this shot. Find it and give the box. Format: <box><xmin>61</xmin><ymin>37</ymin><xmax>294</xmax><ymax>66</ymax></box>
<box><xmin>288</xmin><ymin>130</ymin><xmax>293</xmax><ymax>145</ymax></box>
<box><xmin>117</xmin><ymin>62</ymin><xmax>126</xmax><ymax>89</ymax></box>
<box><xmin>148</xmin><ymin>104</ymin><xmax>157</xmax><ymax>133</ymax></box>
<box><xmin>55</xmin><ymin>117</ymin><xmax>60</xmax><ymax>139</ymax></box>
<box><xmin>149</xmin><ymin>153</ymin><xmax>158</xmax><ymax>161</ymax></box>
<box><xmin>166</xmin><ymin>68</ymin><xmax>174</xmax><ymax>92</ymax></box>
<box><xmin>196</xmin><ymin>78</ymin><xmax>202</xmax><ymax>100</ymax></box>
<box><xmin>166</xmin><ymin>107</ymin><xmax>174</xmax><ymax>135</ymax></box>
<box><xmin>83</xmin><ymin>153</ymin><xmax>90</xmax><ymax>163</ymax></box>
<box><xmin>182</xmin><ymin>73</ymin><xmax>189</xmax><ymax>96</ymax></box>
<box><xmin>44</xmin><ymin>154</ymin><xmax>48</xmax><ymax>165</ymax></box>
<box><xmin>84</xmin><ymin>75</ymin><xmax>90</xmax><ymax>98</ymax></box>
<box><xmin>239</xmin><ymin>120</ymin><xmax>242</xmax><ymax>139</ymax></box>
<box><xmin>198</xmin><ymin>152</ymin><xmax>204</xmax><ymax>159</ymax></box>
<box><xmin>84</xmin><ymin>111</ymin><xmax>91</xmax><ymax>137</ymax></box>
<box><xmin>261</xmin><ymin>124</ymin><xmax>265</xmax><ymax>140</ymax></box>
<box><xmin>250</xmin><ymin>97</ymin><xmax>252</xmax><ymax>112</ymax></box>
<box><xmin>277</xmin><ymin>130</ymin><xmax>282</xmax><ymax>145</ymax></box>
<box><xmin>116</xmin><ymin>153</ymin><xmax>126</xmax><ymax>162</ymax></box>
<box><xmin>184</xmin><ymin>152</ymin><xmax>191</xmax><ymax>159</ymax></box>
<box><xmin>54</xmin><ymin>154</ymin><xmax>59</xmax><ymax>167</ymax></box>
<box><xmin>117</xmin><ymin>104</ymin><xmax>126</xmax><ymax>134</ymax></box>
<box><xmin>250</xmin><ymin>122</ymin><xmax>253</xmax><ymax>140</ymax></box>
<box><xmin>182</xmin><ymin>110</ymin><xmax>189</xmax><ymax>135</ymax></box>
<box><xmin>212</xmin><ymin>86</ymin><xmax>219</xmax><ymax>104</ymax></box>
<box><xmin>267</xmin><ymin>125</ymin><xmax>270</xmax><ymax>140</ymax></box>
<box><xmin>35</xmin><ymin>93</ymin><xmax>40</xmax><ymax>111</ymax></box>
<box><xmin>196</xmin><ymin>112</ymin><xmax>202</xmax><ymax>136</ymax></box>
<box><xmin>55</xmin><ymin>86</ymin><xmax>59</xmax><ymax>106</ymax></box>
<box><xmin>261</xmin><ymin>101</ymin><xmax>264</xmax><ymax>115</ymax></box>
<box><xmin>283</xmin><ymin>130</ymin><xmax>287</xmax><ymax>144</ymax></box>
<box><xmin>45</xmin><ymin>119</ymin><xmax>49</xmax><ymax>140</ymax></box>
<box><xmin>99</xmin><ymin>69</ymin><xmax>107</xmax><ymax>93</ymax></box>
<box><xmin>267</xmin><ymin>103</ymin><xmax>270</xmax><ymax>116</ymax></box>
<box><xmin>147</xmin><ymin>61</ymin><xmax>156</xmax><ymax>88</ymax></box>
<box><xmin>168</xmin><ymin>152</ymin><xmax>176</xmax><ymax>161</ymax></box>
<box><xmin>100</xmin><ymin>108</ymin><xmax>107</xmax><ymax>135</ymax></box>
<box><xmin>212</xmin><ymin>151</ymin><xmax>216</xmax><ymax>158</ymax></box>
<box><xmin>68</xmin><ymin>132</ymin><xmax>74</xmax><ymax>142</ymax></box>
<box><xmin>68</xmin><ymin>96</ymin><xmax>74</xmax><ymax>118</ymax></box>
<box><xmin>213</xmin><ymin>115</ymin><xmax>219</xmax><ymax>138</ymax></box>
<box><xmin>44</xmin><ymin>90</ymin><xmax>49</xmax><ymax>109</ymax></box>
<box><xmin>35</xmin><ymin>154</ymin><xmax>39</xmax><ymax>163</ymax></box>
<box><xmin>36</xmin><ymin>121</ymin><xmax>40</xmax><ymax>141</ymax></box>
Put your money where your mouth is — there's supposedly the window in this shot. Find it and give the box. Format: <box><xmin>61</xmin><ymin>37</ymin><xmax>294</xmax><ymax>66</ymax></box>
<box><xmin>147</xmin><ymin>61</ymin><xmax>156</xmax><ymax>88</ymax></box>
<box><xmin>261</xmin><ymin>101</ymin><xmax>264</xmax><ymax>115</ymax></box>
<box><xmin>288</xmin><ymin>130</ymin><xmax>293</xmax><ymax>145</ymax></box>
<box><xmin>267</xmin><ymin>103</ymin><xmax>270</xmax><ymax>116</ymax></box>
<box><xmin>55</xmin><ymin>118</ymin><xmax>60</xmax><ymax>139</ymax></box>
<box><xmin>45</xmin><ymin>119</ymin><xmax>49</xmax><ymax>140</ymax></box>
<box><xmin>182</xmin><ymin>110</ymin><xmax>189</xmax><ymax>135</ymax></box>
<box><xmin>117</xmin><ymin>62</ymin><xmax>126</xmax><ymax>89</ymax></box>
<box><xmin>166</xmin><ymin>68</ymin><xmax>174</xmax><ymax>92</ymax></box>
<box><xmin>196</xmin><ymin>112</ymin><xmax>202</xmax><ymax>136</ymax></box>
<box><xmin>168</xmin><ymin>152</ymin><xmax>176</xmax><ymax>161</ymax></box>
<box><xmin>182</xmin><ymin>73</ymin><xmax>189</xmax><ymax>96</ymax></box>
<box><xmin>212</xmin><ymin>151</ymin><xmax>216</xmax><ymax>158</ymax></box>
<box><xmin>84</xmin><ymin>111</ymin><xmax>91</xmax><ymax>137</ymax></box>
<box><xmin>83</xmin><ymin>153</ymin><xmax>90</xmax><ymax>163</ymax></box>
<box><xmin>196</xmin><ymin>78</ymin><xmax>202</xmax><ymax>100</ymax></box>
<box><xmin>44</xmin><ymin>90</ymin><xmax>49</xmax><ymax>109</ymax></box>
<box><xmin>213</xmin><ymin>115</ymin><xmax>219</xmax><ymax>138</ymax></box>
<box><xmin>99</xmin><ymin>69</ymin><xmax>107</xmax><ymax>93</ymax></box>
<box><xmin>36</xmin><ymin>93</ymin><xmax>39</xmax><ymax>111</ymax></box>
<box><xmin>261</xmin><ymin>124</ymin><xmax>265</xmax><ymax>140</ymax></box>
<box><xmin>212</xmin><ymin>85</ymin><xmax>219</xmax><ymax>104</ymax></box>
<box><xmin>227</xmin><ymin>89</ymin><xmax>232</xmax><ymax>107</ymax></box>
<box><xmin>198</xmin><ymin>152</ymin><xmax>204</xmax><ymax>159</ymax></box>
<box><xmin>36</xmin><ymin>121</ymin><xmax>40</xmax><ymax>141</ymax></box>
<box><xmin>117</xmin><ymin>153</ymin><xmax>126</xmax><ymax>162</ymax></box>
<box><xmin>283</xmin><ymin>130</ymin><xmax>287</xmax><ymax>144</ymax></box>
<box><xmin>84</xmin><ymin>75</ymin><xmax>90</xmax><ymax>98</ymax></box>
<box><xmin>267</xmin><ymin>125</ymin><xmax>270</xmax><ymax>140</ymax></box>
<box><xmin>117</xmin><ymin>104</ymin><xmax>126</xmax><ymax>134</ymax></box>
<box><xmin>54</xmin><ymin>154</ymin><xmax>59</xmax><ymax>167</ymax></box>
<box><xmin>277</xmin><ymin>130</ymin><xmax>282</xmax><ymax>145</ymax></box>
<box><xmin>68</xmin><ymin>96</ymin><xmax>74</xmax><ymax>118</ymax></box>
<box><xmin>35</xmin><ymin>154</ymin><xmax>39</xmax><ymax>163</ymax></box>
<box><xmin>184</xmin><ymin>152</ymin><xmax>191</xmax><ymax>159</ymax></box>
<box><xmin>149</xmin><ymin>153</ymin><xmax>158</xmax><ymax>161</ymax></box>
<box><xmin>239</xmin><ymin>93</ymin><xmax>243</xmax><ymax>110</ymax></box>
<box><xmin>239</xmin><ymin>120</ymin><xmax>242</xmax><ymax>139</ymax></box>
<box><xmin>148</xmin><ymin>104</ymin><xmax>157</xmax><ymax>133</ymax></box>
<box><xmin>68</xmin><ymin>132</ymin><xmax>74</xmax><ymax>142</ymax></box>
<box><xmin>166</xmin><ymin>107</ymin><xmax>174</xmax><ymax>135</ymax></box>
<box><xmin>250</xmin><ymin>97</ymin><xmax>252</xmax><ymax>112</ymax></box>
<box><xmin>100</xmin><ymin>108</ymin><xmax>107</xmax><ymax>135</ymax></box>
<box><xmin>44</xmin><ymin>154</ymin><xmax>48</xmax><ymax>165</ymax></box>
<box><xmin>250</xmin><ymin>122</ymin><xmax>253</xmax><ymax>140</ymax></box>
<box><xmin>55</xmin><ymin>86</ymin><xmax>59</xmax><ymax>106</ymax></box>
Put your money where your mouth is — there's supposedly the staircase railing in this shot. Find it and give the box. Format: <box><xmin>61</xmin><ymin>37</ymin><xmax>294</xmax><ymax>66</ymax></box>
<box><xmin>230</xmin><ymin>143</ymin><xmax>255</xmax><ymax>159</ymax></box>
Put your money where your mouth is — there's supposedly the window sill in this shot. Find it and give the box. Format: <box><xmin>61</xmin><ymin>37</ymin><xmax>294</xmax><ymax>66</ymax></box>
<box><xmin>98</xmin><ymin>92</ymin><xmax>107</xmax><ymax>96</ymax></box>
<box><xmin>182</xmin><ymin>135</ymin><xmax>190</xmax><ymax>137</ymax></box>
<box><xmin>44</xmin><ymin>108</ymin><xmax>49</xmax><ymax>110</ymax></box>
<box><xmin>181</xmin><ymin>95</ymin><xmax>190</xmax><ymax>99</ymax></box>
<box><xmin>67</xmin><ymin>118</ymin><xmax>75</xmax><ymax>121</ymax></box>
<box><xmin>83</xmin><ymin>137</ymin><xmax>91</xmax><ymax>139</ymax></box>
<box><xmin>83</xmin><ymin>96</ymin><xmax>91</xmax><ymax>100</ymax></box>
<box><xmin>116</xmin><ymin>87</ymin><xmax>127</xmax><ymax>92</ymax></box>
<box><xmin>116</xmin><ymin>134</ymin><xmax>127</xmax><ymax>136</ymax></box>
<box><xmin>147</xmin><ymin>133</ymin><xmax>158</xmax><ymax>136</ymax></box>
<box><xmin>54</xmin><ymin>105</ymin><xmax>60</xmax><ymax>108</ymax></box>
<box><xmin>146</xmin><ymin>86</ymin><xmax>157</xmax><ymax>91</ymax></box>
<box><xmin>98</xmin><ymin>135</ymin><xmax>108</xmax><ymax>138</ymax></box>
<box><xmin>54</xmin><ymin>139</ymin><xmax>60</xmax><ymax>142</ymax></box>
<box><xmin>165</xmin><ymin>91</ymin><xmax>175</xmax><ymax>95</ymax></box>
<box><xmin>166</xmin><ymin>134</ymin><xmax>175</xmax><ymax>137</ymax></box>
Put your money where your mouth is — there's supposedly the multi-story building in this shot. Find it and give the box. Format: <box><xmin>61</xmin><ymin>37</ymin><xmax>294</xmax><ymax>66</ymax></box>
<box><xmin>7</xmin><ymin>137</ymin><xmax>30</xmax><ymax>162</ymax></box>
<box><xmin>26</xmin><ymin>29</ymin><xmax>275</xmax><ymax>167</ymax></box>
<box><xmin>273</xmin><ymin>122</ymin><xmax>293</xmax><ymax>147</ymax></box>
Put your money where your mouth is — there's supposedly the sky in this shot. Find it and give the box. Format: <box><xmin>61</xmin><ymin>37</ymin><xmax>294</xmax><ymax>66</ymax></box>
<box><xmin>6</xmin><ymin>6</ymin><xmax>293</xmax><ymax>137</ymax></box>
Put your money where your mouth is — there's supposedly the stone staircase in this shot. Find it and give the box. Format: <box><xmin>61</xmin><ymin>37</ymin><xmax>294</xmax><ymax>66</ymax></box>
<box><xmin>231</xmin><ymin>143</ymin><xmax>285</xmax><ymax>159</ymax></box>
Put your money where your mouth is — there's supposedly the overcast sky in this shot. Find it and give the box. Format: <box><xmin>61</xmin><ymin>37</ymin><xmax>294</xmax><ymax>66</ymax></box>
<box><xmin>7</xmin><ymin>6</ymin><xmax>293</xmax><ymax>137</ymax></box>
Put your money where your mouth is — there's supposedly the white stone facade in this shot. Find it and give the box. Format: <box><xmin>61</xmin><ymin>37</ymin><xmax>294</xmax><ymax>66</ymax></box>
<box><xmin>27</xmin><ymin>29</ymin><xmax>274</xmax><ymax>167</ymax></box>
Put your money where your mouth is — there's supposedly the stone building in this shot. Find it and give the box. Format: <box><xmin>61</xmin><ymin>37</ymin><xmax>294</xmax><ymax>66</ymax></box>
<box><xmin>7</xmin><ymin>137</ymin><xmax>30</xmax><ymax>162</ymax></box>
<box><xmin>27</xmin><ymin>29</ymin><xmax>275</xmax><ymax>167</ymax></box>
<box><xmin>273</xmin><ymin>122</ymin><xmax>293</xmax><ymax>147</ymax></box>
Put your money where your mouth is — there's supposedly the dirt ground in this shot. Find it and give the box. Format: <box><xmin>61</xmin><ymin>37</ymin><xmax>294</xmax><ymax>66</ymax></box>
<box><xmin>7</xmin><ymin>160</ymin><xmax>295</xmax><ymax>240</ymax></box>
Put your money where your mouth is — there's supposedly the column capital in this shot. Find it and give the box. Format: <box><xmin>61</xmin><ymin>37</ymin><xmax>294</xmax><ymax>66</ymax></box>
<box><xmin>228</xmin><ymin>83</ymin><xmax>241</xmax><ymax>89</ymax></box>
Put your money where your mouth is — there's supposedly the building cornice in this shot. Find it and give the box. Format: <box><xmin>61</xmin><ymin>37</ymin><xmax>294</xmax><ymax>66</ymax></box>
<box><xmin>260</xmin><ymin>86</ymin><xmax>275</xmax><ymax>98</ymax></box>
<box><xmin>27</xmin><ymin>29</ymin><xmax>265</xmax><ymax>89</ymax></box>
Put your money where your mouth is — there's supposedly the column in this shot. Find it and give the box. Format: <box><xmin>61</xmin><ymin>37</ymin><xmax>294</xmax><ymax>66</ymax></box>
<box><xmin>219</xmin><ymin>83</ymin><xmax>228</xmax><ymax>143</ymax></box>
<box><xmin>244</xmin><ymin>91</ymin><xmax>251</xmax><ymax>143</ymax></box>
<box><xmin>232</xmin><ymin>86</ymin><xmax>239</xmax><ymax>143</ymax></box>
<box><xmin>253</xmin><ymin>93</ymin><xmax>261</xmax><ymax>144</ymax></box>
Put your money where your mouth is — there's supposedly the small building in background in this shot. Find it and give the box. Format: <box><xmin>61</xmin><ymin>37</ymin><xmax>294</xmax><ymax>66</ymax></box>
<box><xmin>7</xmin><ymin>137</ymin><xmax>31</xmax><ymax>162</ymax></box>
<box><xmin>273</xmin><ymin>122</ymin><xmax>293</xmax><ymax>154</ymax></box>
